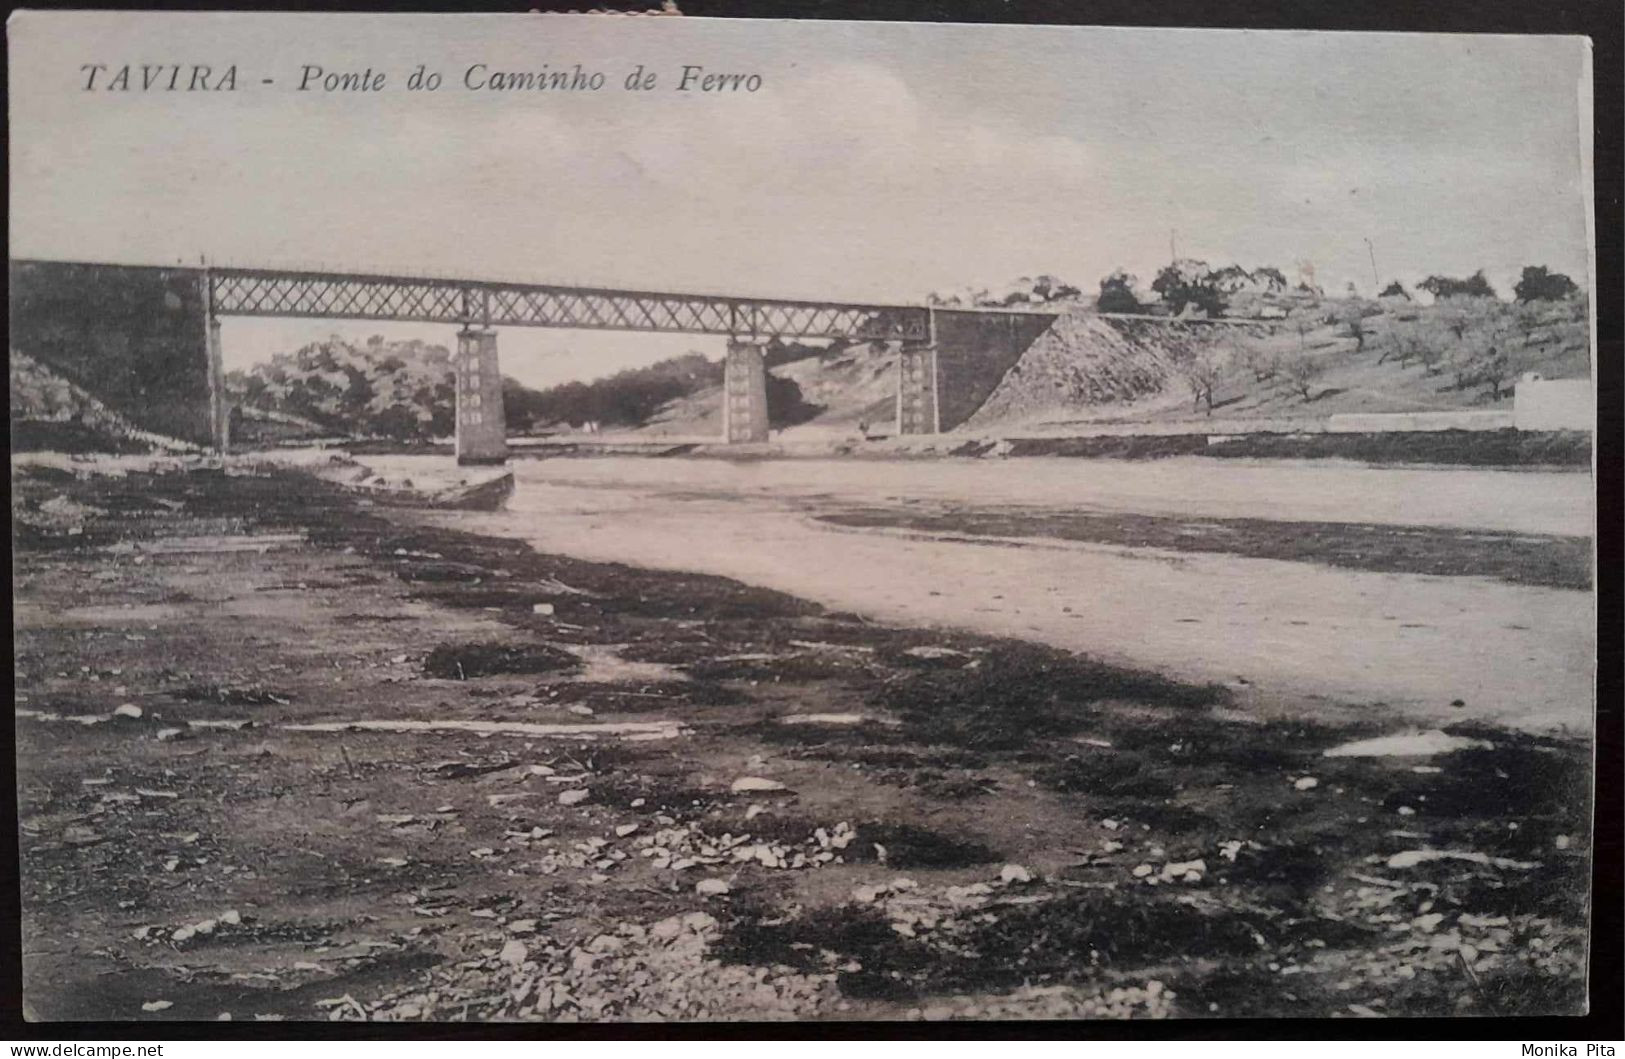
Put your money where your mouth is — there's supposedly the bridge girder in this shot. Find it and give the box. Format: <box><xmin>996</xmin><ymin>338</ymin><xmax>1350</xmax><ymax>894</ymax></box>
<box><xmin>209</xmin><ymin>267</ymin><xmax>934</xmax><ymax>342</ymax></box>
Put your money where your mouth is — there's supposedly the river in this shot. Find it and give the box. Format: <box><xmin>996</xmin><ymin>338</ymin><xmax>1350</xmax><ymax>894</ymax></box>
<box><xmin>366</xmin><ymin>453</ymin><xmax>1594</xmax><ymax>733</ymax></box>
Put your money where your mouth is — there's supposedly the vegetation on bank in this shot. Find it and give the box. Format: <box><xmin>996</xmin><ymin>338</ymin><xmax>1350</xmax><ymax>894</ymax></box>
<box><xmin>226</xmin><ymin>336</ymin><xmax>460</xmax><ymax>441</ymax></box>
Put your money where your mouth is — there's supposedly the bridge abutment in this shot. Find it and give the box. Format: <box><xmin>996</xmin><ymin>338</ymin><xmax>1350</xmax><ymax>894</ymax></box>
<box><xmin>455</xmin><ymin>328</ymin><xmax>508</xmax><ymax>465</ymax></box>
<box><xmin>895</xmin><ymin>341</ymin><xmax>939</xmax><ymax>435</ymax></box>
<box><xmin>723</xmin><ymin>339</ymin><xmax>770</xmax><ymax>443</ymax></box>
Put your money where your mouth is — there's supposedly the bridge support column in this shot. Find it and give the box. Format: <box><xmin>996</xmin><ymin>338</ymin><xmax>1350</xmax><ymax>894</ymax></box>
<box><xmin>895</xmin><ymin>341</ymin><xmax>939</xmax><ymax>435</ymax></box>
<box><xmin>455</xmin><ymin>329</ymin><xmax>507</xmax><ymax>465</ymax></box>
<box><xmin>206</xmin><ymin>313</ymin><xmax>229</xmax><ymax>453</ymax></box>
<box><xmin>723</xmin><ymin>339</ymin><xmax>770</xmax><ymax>444</ymax></box>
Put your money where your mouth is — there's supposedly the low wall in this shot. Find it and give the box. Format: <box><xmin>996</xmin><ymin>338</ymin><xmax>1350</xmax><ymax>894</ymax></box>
<box><xmin>1514</xmin><ymin>377</ymin><xmax>1594</xmax><ymax>432</ymax></box>
<box><xmin>993</xmin><ymin>410</ymin><xmax>1513</xmax><ymax>440</ymax></box>
<box><xmin>1325</xmin><ymin>410</ymin><xmax>1514</xmax><ymax>433</ymax></box>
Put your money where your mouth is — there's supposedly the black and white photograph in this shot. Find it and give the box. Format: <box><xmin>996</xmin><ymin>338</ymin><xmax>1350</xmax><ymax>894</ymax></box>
<box><xmin>7</xmin><ymin>11</ymin><xmax>1605</xmax><ymax>1025</ymax></box>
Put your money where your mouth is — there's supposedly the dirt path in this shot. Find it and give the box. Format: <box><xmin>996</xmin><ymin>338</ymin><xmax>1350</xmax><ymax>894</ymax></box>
<box><xmin>13</xmin><ymin>464</ymin><xmax>1591</xmax><ymax>1022</ymax></box>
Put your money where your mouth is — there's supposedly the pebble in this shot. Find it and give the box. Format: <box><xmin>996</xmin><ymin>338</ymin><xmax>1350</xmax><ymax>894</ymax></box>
<box><xmin>113</xmin><ymin>704</ymin><xmax>143</xmax><ymax>719</ymax></box>
<box><xmin>499</xmin><ymin>940</ymin><xmax>528</xmax><ymax>966</ymax></box>
<box><xmin>695</xmin><ymin>878</ymin><xmax>730</xmax><ymax>896</ymax></box>
<box><xmin>1160</xmin><ymin>859</ymin><xmax>1207</xmax><ymax>883</ymax></box>
<box><xmin>141</xmin><ymin>1000</ymin><xmax>172</xmax><ymax>1013</ymax></box>
<box><xmin>615</xmin><ymin>824</ymin><xmax>639</xmax><ymax>837</ymax></box>
<box><xmin>998</xmin><ymin>864</ymin><xmax>1033</xmax><ymax>884</ymax></box>
<box><xmin>1293</xmin><ymin>777</ymin><xmax>1320</xmax><ymax>791</ymax></box>
<box><xmin>730</xmin><ymin>777</ymin><xmax>787</xmax><ymax>793</ymax></box>
<box><xmin>558</xmin><ymin>789</ymin><xmax>590</xmax><ymax>806</ymax></box>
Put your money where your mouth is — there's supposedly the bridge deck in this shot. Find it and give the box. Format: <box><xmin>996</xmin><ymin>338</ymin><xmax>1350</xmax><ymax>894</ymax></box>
<box><xmin>208</xmin><ymin>266</ymin><xmax>946</xmax><ymax>341</ymax></box>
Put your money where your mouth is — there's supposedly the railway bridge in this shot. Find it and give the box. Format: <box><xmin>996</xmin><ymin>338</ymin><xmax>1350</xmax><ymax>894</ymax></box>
<box><xmin>9</xmin><ymin>259</ymin><xmax>1060</xmax><ymax>464</ymax></box>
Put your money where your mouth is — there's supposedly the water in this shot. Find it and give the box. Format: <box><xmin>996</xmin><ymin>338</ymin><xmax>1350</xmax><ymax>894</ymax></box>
<box><xmin>367</xmin><ymin>453</ymin><xmax>1594</xmax><ymax>732</ymax></box>
<box><xmin>378</xmin><ymin>453</ymin><xmax>1590</xmax><ymax>536</ymax></box>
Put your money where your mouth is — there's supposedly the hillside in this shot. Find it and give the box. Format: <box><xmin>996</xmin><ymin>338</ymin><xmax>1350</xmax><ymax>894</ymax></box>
<box><xmin>10</xmin><ymin>350</ymin><xmax>197</xmax><ymax>454</ymax></box>
<box><xmin>991</xmin><ymin>294</ymin><xmax>1589</xmax><ymax>432</ymax></box>
<box><xmin>637</xmin><ymin>341</ymin><xmax>902</xmax><ymax>439</ymax></box>
<box><xmin>506</xmin><ymin>352</ymin><xmax>722</xmax><ymax>432</ymax></box>
<box><xmin>962</xmin><ymin>315</ymin><xmax>1275</xmax><ymax>429</ymax></box>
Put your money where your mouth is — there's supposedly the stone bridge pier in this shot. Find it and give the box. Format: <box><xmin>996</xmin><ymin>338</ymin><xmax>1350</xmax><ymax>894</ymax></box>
<box><xmin>895</xmin><ymin>341</ymin><xmax>939</xmax><ymax>435</ymax></box>
<box><xmin>455</xmin><ymin>328</ymin><xmax>508</xmax><ymax>465</ymax></box>
<box><xmin>205</xmin><ymin>308</ymin><xmax>229</xmax><ymax>453</ymax></box>
<box><xmin>723</xmin><ymin>339</ymin><xmax>770</xmax><ymax>444</ymax></box>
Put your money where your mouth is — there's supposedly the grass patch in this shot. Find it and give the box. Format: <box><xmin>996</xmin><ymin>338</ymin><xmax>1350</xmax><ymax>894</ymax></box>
<box><xmin>873</xmin><ymin>642</ymin><xmax>1222</xmax><ymax>752</ymax></box>
<box><xmin>174</xmin><ymin>683</ymin><xmax>291</xmax><ymax>706</ymax></box>
<box><xmin>962</xmin><ymin>891</ymin><xmax>1266</xmax><ymax>985</ymax></box>
<box><xmin>1040</xmin><ymin>749</ymin><xmax>1178</xmax><ymax>798</ymax></box>
<box><xmin>422</xmin><ymin>641</ymin><xmax>579</xmax><ymax>679</ymax></box>
<box><xmin>842</xmin><ymin>822</ymin><xmax>1001</xmax><ymax>869</ymax></box>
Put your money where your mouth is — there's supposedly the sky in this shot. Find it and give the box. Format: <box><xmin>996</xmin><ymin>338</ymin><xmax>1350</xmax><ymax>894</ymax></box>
<box><xmin>9</xmin><ymin>14</ymin><xmax>1593</xmax><ymax>388</ymax></box>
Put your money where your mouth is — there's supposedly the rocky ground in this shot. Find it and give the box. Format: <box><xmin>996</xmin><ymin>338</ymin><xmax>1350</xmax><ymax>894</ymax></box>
<box><xmin>13</xmin><ymin>460</ymin><xmax>1593</xmax><ymax>1022</ymax></box>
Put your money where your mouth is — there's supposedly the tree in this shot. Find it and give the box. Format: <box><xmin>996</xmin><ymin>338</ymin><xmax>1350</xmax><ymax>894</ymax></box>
<box><xmin>1096</xmin><ymin>269</ymin><xmax>1143</xmax><ymax>314</ymax></box>
<box><xmin>765</xmin><ymin>374</ymin><xmax>822</xmax><ymax>429</ymax></box>
<box><xmin>1333</xmin><ymin>299</ymin><xmax>1379</xmax><ymax>352</ymax></box>
<box><xmin>1282</xmin><ymin>352</ymin><xmax>1326</xmax><ymax>401</ymax></box>
<box><xmin>373</xmin><ymin>404</ymin><xmax>423</xmax><ymax>440</ymax></box>
<box><xmin>1418</xmin><ymin>270</ymin><xmax>1497</xmax><ymax>300</ymax></box>
<box><xmin>1380</xmin><ymin>319</ymin><xmax>1420</xmax><ymax>367</ymax></box>
<box><xmin>1434</xmin><ymin>298</ymin><xmax>1512</xmax><ymax>395</ymax></box>
<box><xmin>1254</xmin><ymin>267</ymin><xmax>1289</xmax><ymax>292</ymax></box>
<box><xmin>1151</xmin><ymin>260</ymin><xmax>1228</xmax><ymax>318</ymax></box>
<box><xmin>1379</xmin><ymin>280</ymin><xmax>1411</xmax><ymax>300</ymax></box>
<box><xmin>1180</xmin><ymin>337</ymin><xmax>1229</xmax><ymax>415</ymax></box>
<box><xmin>1477</xmin><ymin>345</ymin><xmax>1512</xmax><ymax>401</ymax></box>
<box><xmin>1237</xmin><ymin>343</ymin><xmax>1280</xmax><ymax>382</ymax></box>
<box><xmin>1030</xmin><ymin>274</ymin><xmax>1082</xmax><ymax>302</ymax></box>
<box><xmin>930</xmin><ymin>275</ymin><xmax>1083</xmax><ymax>308</ymax></box>
<box><xmin>1285</xmin><ymin>303</ymin><xmax>1321</xmax><ymax>353</ymax></box>
<box><xmin>1417</xmin><ymin>341</ymin><xmax>1446</xmax><ymax>377</ymax></box>
<box><xmin>1513</xmin><ymin>265</ymin><xmax>1579</xmax><ymax>303</ymax></box>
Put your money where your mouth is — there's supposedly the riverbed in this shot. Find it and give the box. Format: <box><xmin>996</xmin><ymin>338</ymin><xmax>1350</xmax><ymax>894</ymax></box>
<box><xmin>365</xmin><ymin>453</ymin><xmax>1595</xmax><ymax>733</ymax></box>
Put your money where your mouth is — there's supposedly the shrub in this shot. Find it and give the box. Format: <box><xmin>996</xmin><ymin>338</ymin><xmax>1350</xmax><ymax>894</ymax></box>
<box><xmin>1513</xmin><ymin>265</ymin><xmax>1580</xmax><ymax>303</ymax></box>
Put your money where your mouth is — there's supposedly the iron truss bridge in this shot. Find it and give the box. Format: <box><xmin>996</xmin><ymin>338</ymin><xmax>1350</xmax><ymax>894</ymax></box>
<box><xmin>209</xmin><ymin>267</ymin><xmax>937</xmax><ymax>342</ymax></box>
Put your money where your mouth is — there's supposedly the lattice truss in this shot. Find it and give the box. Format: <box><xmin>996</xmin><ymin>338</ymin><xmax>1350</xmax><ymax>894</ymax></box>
<box><xmin>211</xmin><ymin>269</ymin><xmax>929</xmax><ymax>341</ymax></box>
